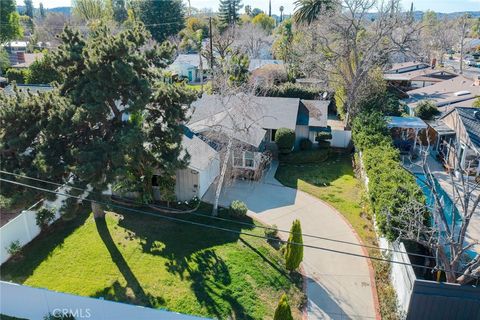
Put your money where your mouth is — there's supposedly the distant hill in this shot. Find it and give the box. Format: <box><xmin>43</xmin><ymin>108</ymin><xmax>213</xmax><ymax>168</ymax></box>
<box><xmin>16</xmin><ymin>6</ymin><xmax>71</xmax><ymax>16</ymax></box>
<box><xmin>361</xmin><ymin>10</ymin><xmax>479</xmax><ymax>21</ymax></box>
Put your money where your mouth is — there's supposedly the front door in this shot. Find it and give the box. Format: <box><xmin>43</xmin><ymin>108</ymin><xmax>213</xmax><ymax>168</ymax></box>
<box><xmin>188</xmin><ymin>70</ymin><xmax>193</xmax><ymax>82</ymax></box>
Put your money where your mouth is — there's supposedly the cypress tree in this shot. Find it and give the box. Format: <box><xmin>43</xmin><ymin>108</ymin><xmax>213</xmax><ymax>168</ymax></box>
<box><xmin>273</xmin><ymin>293</ymin><xmax>293</xmax><ymax>320</ymax></box>
<box><xmin>24</xmin><ymin>0</ymin><xmax>34</xmax><ymax>18</ymax></box>
<box><xmin>218</xmin><ymin>0</ymin><xmax>243</xmax><ymax>27</ymax></box>
<box><xmin>285</xmin><ymin>219</ymin><xmax>303</xmax><ymax>271</ymax></box>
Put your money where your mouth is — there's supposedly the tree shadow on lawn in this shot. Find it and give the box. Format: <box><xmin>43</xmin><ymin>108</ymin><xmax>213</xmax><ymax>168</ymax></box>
<box><xmin>115</xmin><ymin>209</ymin><xmax>259</xmax><ymax>319</ymax></box>
<box><xmin>0</xmin><ymin>207</ymin><xmax>91</xmax><ymax>283</ymax></box>
<box><xmin>94</xmin><ymin>217</ymin><xmax>163</xmax><ymax>307</ymax></box>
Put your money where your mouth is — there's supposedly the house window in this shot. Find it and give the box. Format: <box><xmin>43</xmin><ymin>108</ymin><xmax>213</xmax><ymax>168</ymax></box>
<box><xmin>244</xmin><ymin>151</ymin><xmax>255</xmax><ymax>168</ymax></box>
<box><xmin>233</xmin><ymin>150</ymin><xmax>256</xmax><ymax>168</ymax></box>
<box><xmin>270</xmin><ymin>129</ymin><xmax>277</xmax><ymax>142</ymax></box>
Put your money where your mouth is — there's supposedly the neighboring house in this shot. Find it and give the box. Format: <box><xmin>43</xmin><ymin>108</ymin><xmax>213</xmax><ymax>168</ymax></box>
<box><xmin>385</xmin><ymin>68</ymin><xmax>457</xmax><ymax>91</ymax></box>
<box><xmin>9</xmin><ymin>52</ymin><xmax>43</xmax><ymax>69</ymax></box>
<box><xmin>169</xmin><ymin>54</ymin><xmax>209</xmax><ymax>83</ymax></box>
<box><xmin>250</xmin><ymin>64</ymin><xmax>287</xmax><ymax>86</ymax></box>
<box><xmin>428</xmin><ymin>107</ymin><xmax>480</xmax><ymax>176</ymax></box>
<box><xmin>3</xmin><ymin>84</ymin><xmax>53</xmax><ymax>95</ymax></box>
<box><xmin>3</xmin><ymin>41</ymin><xmax>28</xmax><ymax>53</ymax></box>
<box><xmin>385</xmin><ymin>61</ymin><xmax>430</xmax><ymax>74</ymax></box>
<box><xmin>403</xmin><ymin>75</ymin><xmax>480</xmax><ymax>116</ymax></box>
<box><xmin>248</xmin><ymin>59</ymin><xmax>284</xmax><ymax>72</ymax></box>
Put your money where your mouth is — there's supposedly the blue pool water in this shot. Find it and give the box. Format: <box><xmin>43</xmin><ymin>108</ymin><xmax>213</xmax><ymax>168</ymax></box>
<box><xmin>415</xmin><ymin>174</ymin><xmax>475</xmax><ymax>258</ymax></box>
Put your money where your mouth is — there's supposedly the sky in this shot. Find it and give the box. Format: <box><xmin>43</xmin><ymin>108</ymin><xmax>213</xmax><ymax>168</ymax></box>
<box><xmin>29</xmin><ymin>0</ymin><xmax>480</xmax><ymax>15</ymax></box>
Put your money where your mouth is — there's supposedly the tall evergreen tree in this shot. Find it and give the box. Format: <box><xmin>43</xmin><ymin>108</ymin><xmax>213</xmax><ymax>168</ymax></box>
<box><xmin>135</xmin><ymin>0</ymin><xmax>185</xmax><ymax>43</ymax></box>
<box><xmin>24</xmin><ymin>0</ymin><xmax>34</xmax><ymax>18</ymax></box>
<box><xmin>111</xmin><ymin>0</ymin><xmax>127</xmax><ymax>23</ymax></box>
<box><xmin>0</xmin><ymin>23</ymin><xmax>196</xmax><ymax>218</ymax></box>
<box><xmin>273</xmin><ymin>293</ymin><xmax>293</xmax><ymax>320</ymax></box>
<box><xmin>285</xmin><ymin>219</ymin><xmax>303</xmax><ymax>271</ymax></box>
<box><xmin>218</xmin><ymin>0</ymin><xmax>243</xmax><ymax>27</ymax></box>
<box><xmin>39</xmin><ymin>2</ymin><xmax>46</xmax><ymax>18</ymax></box>
<box><xmin>0</xmin><ymin>0</ymin><xmax>23</xmax><ymax>43</ymax></box>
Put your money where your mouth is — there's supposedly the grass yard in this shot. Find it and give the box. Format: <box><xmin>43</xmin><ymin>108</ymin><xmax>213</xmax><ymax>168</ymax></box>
<box><xmin>1</xmin><ymin>205</ymin><xmax>304</xmax><ymax>320</ymax></box>
<box><xmin>275</xmin><ymin>150</ymin><xmax>399</xmax><ymax>319</ymax></box>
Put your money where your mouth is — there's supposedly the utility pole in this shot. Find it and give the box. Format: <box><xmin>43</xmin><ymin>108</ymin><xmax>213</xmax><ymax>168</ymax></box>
<box><xmin>209</xmin><ymin>17</ymin><xmax>214</xmax><ymax>78</ymax></box>
<box><xmin>269</xmin><ymin>0</ymin><xmax>272</xmax><ymax>17</ymax></box>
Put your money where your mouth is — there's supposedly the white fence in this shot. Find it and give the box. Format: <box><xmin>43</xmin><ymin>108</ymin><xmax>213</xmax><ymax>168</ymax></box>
<box><xmin>330</xmin><ymin>130</ymin><xmax>352</xmax><ymax>148</ymax></box>
<box><xmin>0</xmin><ymin>281</ymin><xmax>208</xmax><ymax>320</ymax></box>
<box><xmin>0</xmin><ymin>186</ymin><xmax>69</xmax><ymax>264</ymax></box>
<box><xmin>390</xmin><ymin>242</ymin><xmax>416</xmax><ymax>314</ymax></box>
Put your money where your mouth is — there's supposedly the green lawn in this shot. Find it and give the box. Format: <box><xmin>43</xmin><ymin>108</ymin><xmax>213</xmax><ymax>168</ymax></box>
<box><xmin>1</xmin><ymin>206</ymin><xmax>304</xmax><ymax>320</ymax></box>
<box><xmin>275</xmin><ymin>151</ymin><xmax>374</xmax><ymax>241</ymax></box>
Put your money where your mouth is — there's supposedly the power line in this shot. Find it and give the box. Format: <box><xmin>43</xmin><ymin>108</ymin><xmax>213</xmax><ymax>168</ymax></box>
<box><xmin>1</xmin><ymin>177</ymin><xmax>477</xmax><ymax>279</ymax></box>
<box><xmin>0</xmin><ymin>170</ymin><xmax>436</xmax><ymax>259</ymax></box>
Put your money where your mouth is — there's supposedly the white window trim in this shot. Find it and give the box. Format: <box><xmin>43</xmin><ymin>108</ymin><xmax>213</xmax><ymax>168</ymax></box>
<box><xmin>233</xmin><ymin>150</ymin><xmax>257</xmax><ymax>169</ymax></box>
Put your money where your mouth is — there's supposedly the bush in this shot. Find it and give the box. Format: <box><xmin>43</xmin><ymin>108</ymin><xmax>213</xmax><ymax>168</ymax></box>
<box><xmin>264</xmin><ymin>224</ymin><xmax>279</xmax><ymax>238</ymax></box>
<box><xmin>256</xmin><ymin>82</ymin><xmax>323</xmax><ymax>99</ymax></box>
<box><xmin>315</xmin><ymin>131</ymin><xmax>332</xmax><ymax>141</ymax></box>
<box><xmin>275</xmin><ymin>128</ymin><xmax>295</xmax><ymax>154</ymax></box>
<box><xmin>299</xmin><ymin>138</ymin><xmax>312</xmax><ymax>150</ymax></box>
<box><xmin>6</xmin><ymin>68</ymin><xmax>29</xmax><ymax>84</ymax></box>
<box><xmin>414</xmin><ymin>100</ymin><xmax>440</xmax><ymax>120</ymax></box>
<box><xmin>229</xmin><ymin>200</ymin><xmax>248</xmax><ymax>217</ymax></box>
<box><xmin>273</xmin><ymin>293</ymin><xmax>293</xmax><ymax>320</ymax></box>
<box><xmin>6</xmin><ymin>240</ymin><xmax>21</xmax><ymax>256</ymax></box>
<box><xmin>26</xmin><ymin>53</ymin><xmax>63</xmax><ymax>84</ymax></box>
<box><xmin>36</xmin><ymin>207</ymin><xmax>56</xmax><ymax>230</ymax></box>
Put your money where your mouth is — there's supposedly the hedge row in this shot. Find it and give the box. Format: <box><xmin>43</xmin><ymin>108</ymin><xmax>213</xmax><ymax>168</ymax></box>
<box><xmin>256</xmin><ymin>82</ymin><xmax>324</xmax><ymax>100</ymax></box>
<box><xmin>352</xmin><ymin>112</ymin><xmax>424</xmax><ymax>240</ymax></box>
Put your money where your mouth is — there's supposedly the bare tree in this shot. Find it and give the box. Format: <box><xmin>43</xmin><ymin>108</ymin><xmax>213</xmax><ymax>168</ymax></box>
<box><xmin>393</xmin><ymin>141</ymin><xmax>480</xmax><ymax>284</ymax></box>
<box><xmin>234</xmin><ymin>23</ymin><xmax>273</xmax><ymax>59</ymax></box>
<box><xmin>293</xmin><ymin>0</ymin><xmax>420</xmax><ymax>124</ymax></box>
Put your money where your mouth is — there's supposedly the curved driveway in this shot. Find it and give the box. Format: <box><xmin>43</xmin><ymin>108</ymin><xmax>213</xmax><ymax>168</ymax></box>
<box><xmin>204</xmin><ymin>162</ymin><xmax>378</xmax><ymax>320</ymax></box>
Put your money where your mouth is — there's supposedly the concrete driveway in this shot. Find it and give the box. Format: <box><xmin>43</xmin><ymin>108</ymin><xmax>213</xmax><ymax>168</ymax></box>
<box><xmin>203</xmin><ymin>163</ymin><xmax>378</xmax><ymax>320</ymax></box>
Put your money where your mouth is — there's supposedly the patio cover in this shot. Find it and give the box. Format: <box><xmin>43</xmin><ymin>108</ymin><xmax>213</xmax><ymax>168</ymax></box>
<box><xmin>386</xmin><ymin>116</ymin><xmax>427</xmax><ymax>129</ymax></box>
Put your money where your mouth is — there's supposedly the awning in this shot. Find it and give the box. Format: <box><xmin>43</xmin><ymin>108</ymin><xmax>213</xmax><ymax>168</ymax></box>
<box><xmin>386</xmin><ymin>116</ymin><xmax>428</xmax><ymax>130</ymax></box>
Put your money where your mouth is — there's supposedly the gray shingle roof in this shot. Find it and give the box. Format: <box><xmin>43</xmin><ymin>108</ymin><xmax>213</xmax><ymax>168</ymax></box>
<box><xmin>3</xmin><ymin>84</ymin><xmax>53</xmax><ymax>95</ymax></box>
<box><xmin>181</xmin><ymin>130</ymin><xmax>218</xmax><ymax>171</ymax></box>
<box><xmin>456</xmin><ymin>107</ymin><xmax>480</xmax><ymax>151</ymax></box>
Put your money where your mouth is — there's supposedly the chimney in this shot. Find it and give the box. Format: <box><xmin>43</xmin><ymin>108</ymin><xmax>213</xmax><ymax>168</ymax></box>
<box><xmin>16</xmin><ymin>52</ymin><xmax>25</xmax><ymax>63</ymax></box>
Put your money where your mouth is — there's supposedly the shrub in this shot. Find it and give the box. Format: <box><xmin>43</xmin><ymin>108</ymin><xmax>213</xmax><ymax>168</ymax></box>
<box><xmin>229</xmin><ymin>200</ymin><xmax>248</xmax><ymax>217</ymax></box>
<box><xmin>256</xmin><ymin>82</ymin><xmax>323</xmax><ymax>99</ymax></box>
<box><xmin>6</xmin><ymin>68</ymin><xmax>29</xmax><ymax>84</ymax></box>
<box><xmin>273</xmin><ymin>293</ymin><xmax>293</xmax><ymax>320</ymax></box>
<box><xmin>6</xmin><ymin>240</ymin><xmax>21</xmax><ymax>256</ymax></box>
<box><xmin>26</xmin><ymin>53</ymin><xmax>63</xmax><ymax>84</ymax></box>
<box><xmin>315</xmin><ymin>131</ymin><xmax>332</xmax><ymax>141</ymax></box>
<box><xmin>299</xmin><ymin>138</ymin><xmax>312</xmax><ymax>150</ymax></box>
<box><xmin>36</xmin><ymin>207</ymin><xmax>56</xmax><ymax>230</ymax></box>
<box><xmin>414</xmin><ymin>100</ymin><xmax>440</xmax><ymax>120</ymax></box>
<box><xmin>264</xmin><ymin>224</ymin><xmax>279</xmax><ymax>238</ymax></box>
<box><xmin>285</xmin><ymin>219</ymin><xmax>303</xmax><ymax>271</ymax></box>
<box><xmin>275</xmin><ymin>128</ymin><xmax>295</xmax><ymax>154</ymax></box>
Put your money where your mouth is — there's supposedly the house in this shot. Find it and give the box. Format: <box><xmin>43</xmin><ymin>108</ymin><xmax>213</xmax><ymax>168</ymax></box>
<box><xmin>169</xmin><ymin>54</ymin><xmax>209</xmax><ymax>83</ymax></box>
<box><xmin>9</xmin><ymin>52</ymin><xmax>43</xmax><ymax>69</ymax></box>
<box><xmin>385</xmin><ymin>61</ymin><xmax>430</xmax><ymax>74</ymax></box>
<box><xmin>3</xmin><ymin>41</ymin><xmax>28</xmax><ymax>53</ymax></box>
<box><xmin>403</xmin><ymin>75</ymin><xmax>480</xmax><ymax>116</ymax></box>
<box><xmin>248</xmin><ymin>59</ymin><xmax>284</xmax><ymax>72</ymax></box>
<box><xmin>428</xmin><ymin>108</ymin><xmax>480</xmax><ymax>176</ymax></box>
<box><xmin>161</xmin><ymin>128</ymin><xmax>220</xmax><ymax>201</ymax></box>
<box><xmin>182</xmin><ymin>94</ymin><xmax>330</xmax><ymax>186</ymax></box>
<box><xmin>384</xmin><ymin>68</ymin><xmax>457</xmax><ymax>91</ymax></box>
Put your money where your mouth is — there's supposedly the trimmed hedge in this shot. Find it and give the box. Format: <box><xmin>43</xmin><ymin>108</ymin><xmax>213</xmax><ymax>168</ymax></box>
<box><xmin>352</xmin><ymin>112</ymin><xmax>424</xmax><ymax>240</ymax></box>
<box><xmin>256</xmin><ymin>82</ymin><xmax>323</xmax><ymax>99</ymax></box>
<box><xmin>275</xmin><ymin>127</ymin><xmax>295</xmax><ymax>154</ymax></box>
<box><xmin>229</xmin><ymin>200</ymin><xmax>248</xmax><ymax>217</ymax></box>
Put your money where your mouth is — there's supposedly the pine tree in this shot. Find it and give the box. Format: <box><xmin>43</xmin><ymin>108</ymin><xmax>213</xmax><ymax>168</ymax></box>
<box><xmin>135</xmin><ymin>0</ymin><xmax>185</xmax><ymax>43</ymax></box>
<box><xmin>285</xmin><ymin>219</ymin><xmax>303</xmax><ymax>271</ymax></box>
<box><xmin>273</xmin><ymin>293</ymin><xmax>293</xmax><ymax>320</ymax></box>
<box><xmin>0</xmin><ymin>0</ymin><xmax>23</xmax><ymax>43</ymax></box>
<box><xmin>218</xmin><ymin>0</ymin><xmax>243</xmax><ymax>27</ymax></box>
<box><xmin>24</xmin><ymin>0</ymin><xmax>34</xmax><ymax>18</ymax></box>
